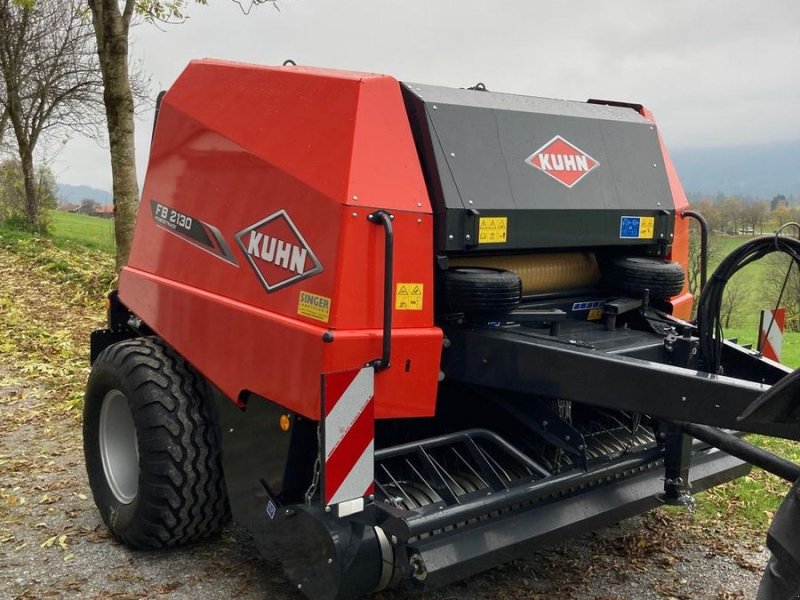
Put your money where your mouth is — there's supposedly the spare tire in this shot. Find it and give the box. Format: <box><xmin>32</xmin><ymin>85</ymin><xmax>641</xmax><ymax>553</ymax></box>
<box><xmin>601</xmin><ymin>256</ymin><xmax>685</xmax><ymax>299</ymax></box>
<box><xmin>439</xmin><ymin>267</ymin><xmax>521</xmax><ymax>315</ymax></box>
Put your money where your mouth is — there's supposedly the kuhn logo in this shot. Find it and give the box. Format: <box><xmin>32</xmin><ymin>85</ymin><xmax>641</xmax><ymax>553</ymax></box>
<box><xmin>525</xmin><ymin>135</ymin><xmax>599</xmax><ymax>188</ymax></box>
<box><xmin>235</xmin><ymin>210</ymin><xmax>323</xmax><ymax>293</ymax></box>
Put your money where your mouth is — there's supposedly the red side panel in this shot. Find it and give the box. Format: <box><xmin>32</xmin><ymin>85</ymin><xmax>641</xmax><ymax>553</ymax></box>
<box><xmin>121</xmin><ymin>60</ymin><xmax>441</xmax><ymax>419</ymax></box>
<box><xmin>639</xmin><ymin>106</ymin><xmax>693</xmax><ymax>320</ymax></box>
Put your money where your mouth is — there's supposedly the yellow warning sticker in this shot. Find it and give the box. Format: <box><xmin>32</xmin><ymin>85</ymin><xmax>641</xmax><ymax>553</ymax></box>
<box><xmin>478</xmin><ymin>217</ymin><xmax>508</xmax><ymax>244</ymax></box>
<box><xmin>297</xmin><ymin>291</ymin><xmax>331</xmax><ymax>323</ymax></box>
<box><xmin>587</xmin><ymin>308</ymin><xmax>604</xmax><ymax>321</ymax></box>
<box><xmin>639</xmin><ymin>216</ymin><xmax>655</xmax><ymax>239</ymax></box>
<box><xmin>396</xmin><ymin>283</ymin><xmax>424</xmax><ymax>311</ymax></box>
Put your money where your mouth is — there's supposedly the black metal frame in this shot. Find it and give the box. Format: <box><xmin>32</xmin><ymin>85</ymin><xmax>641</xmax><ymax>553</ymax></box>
<box><xmin>678</xmin><ymin>421</ymin><xmax>800</xmax><ymax>482</ymax></box>
<box><xmin>440</xmin><ymin>324</ymin><xmax>799</xmax><ymax>439</ymax></box>
<box><xmin>89</xmin><ymin>291</ymin><xmax>141</xmax><ymax>364</ymax></box>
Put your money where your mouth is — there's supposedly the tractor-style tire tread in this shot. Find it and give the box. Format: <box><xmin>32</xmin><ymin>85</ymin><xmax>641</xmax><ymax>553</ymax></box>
<box><xmin>84</xmin><ymin>337</ymin><xmax>230</xmax><ymax>550</ymax></box>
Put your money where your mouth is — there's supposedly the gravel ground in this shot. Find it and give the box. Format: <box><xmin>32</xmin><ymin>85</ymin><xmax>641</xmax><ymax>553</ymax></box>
<box><xmin>0</xmin><ymin>374</ymin><xmax>768</xmax><ymax>600</ymax></box>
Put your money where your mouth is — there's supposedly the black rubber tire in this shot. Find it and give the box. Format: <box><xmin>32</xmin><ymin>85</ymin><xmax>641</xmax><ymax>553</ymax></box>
<box><xmin>757</xmin><ymin>480</ymin><xmax>800</xmax><ymax>600</ymax></box>
<box><xmin>83</xmin><ymin>336</ymin><xmax>230</xmax><ymax>549</ymax></box>
<box><xmin>601</xmin><ymin>256</ymin><xmax>685</xmax><ymax>299</ymax></box>
<box><xmin>439</xmin><ymin>267</ymin><xmax>521</xmax><ymax>315</ymax></box>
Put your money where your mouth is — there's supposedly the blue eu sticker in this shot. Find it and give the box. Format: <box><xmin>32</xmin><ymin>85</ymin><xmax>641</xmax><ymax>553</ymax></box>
<box><xmin>266</xmin><ymin>500</ymin><xmax>276</xmax><ymax>520</ymax></box>
<box><xmin>620</xmin><ymin>216</ymin><xmax>641</xmax><ymax>239</ymax></box>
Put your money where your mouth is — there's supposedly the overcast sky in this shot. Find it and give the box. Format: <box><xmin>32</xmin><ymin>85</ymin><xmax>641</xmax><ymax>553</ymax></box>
<box><xmin>53</xmin><ymin>0</ymin><xmax>800</xmax><ymax>191</ymax></box>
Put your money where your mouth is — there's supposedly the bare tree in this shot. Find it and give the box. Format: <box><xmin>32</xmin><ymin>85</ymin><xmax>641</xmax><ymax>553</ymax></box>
<box><xmin>762</xmin><ymin>255</ymin><xmax>800</xmax><ymax>333</ymax></box>
<box><xmin>87</xmin><ymin>0</ymin><xmax>276</xmax><ymax>272</ymax></box>
<box><xmin>783</xmin><ymin>268</ymin><xmax>800</xmax><ymax>333</ymax></box>
<box><xmin>0</xmin><ymin>0</ymin><xmax>102</xmax><ymax>231</ymax></box>
<box><xmin>0</xmin><ymin>157</ymin><xmax>58</xmax><ymax>226</ymax></box>
<box><xmin>720</xmin><ymin>276</ymin><xmax>750</xmax><ymax>329</ymax></box>
<box><xmin>687</xmin><ymin>224</ymin><xmax>720</xmax><ymax>316</ymax></box>
<box><xmin>721</xmin><ymin>196</ymin><xmax>744</xmax><ymax>234</ymax></box>
<box><xmin>741</xmin><ymin>201</ymin><xmax>769</xmax><ymax>235</ymax></box>
<box><xmin>87</xmin><ymin>0</ymin><xmax>142</xmax><ymax>270</ymax></box>
<box><xmin>693</xmin><ymin>198</ymin><xmax>724</xmax><ymax>233</ymax></box>
<box><xmin>752</xmin><ymin>201</ymin><xmax>769</xmax><ymax>235</ymax></box>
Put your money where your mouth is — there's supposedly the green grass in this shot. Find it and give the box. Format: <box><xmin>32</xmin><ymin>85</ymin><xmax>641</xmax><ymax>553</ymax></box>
<box><xmin>703</xmin><ymin>232</ymin><xmax>799</xmax><ymax>367</ymax></box>
<box><xmin>724</xmin><ymin>328</ymin><xmax>800</xmax><ymax>369</ymax></box>
<box><xmin>708</xmin><ymin>234</ymin><xmax>773</xmax><ymax>331</ymax></box>
<box><xmin>0</xmin><ymin>225</ymin><xmax>115</xmax><ymax>295</ymax></box>
<box><xmin>48</xmin><ymin>210</ymin><xmax>115</xmax><ymax>252</ymax></box>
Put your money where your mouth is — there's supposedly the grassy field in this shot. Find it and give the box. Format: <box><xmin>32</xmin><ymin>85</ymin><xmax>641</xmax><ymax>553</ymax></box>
<box><xmin>706</xmin><ymin>233</ymin><xmax>799</xmax><ymax>368</ymax></box>
<box><xmin>48</xmin><ymin>210</ymin><xmax>115</xmax><ymax>252</ymax></box>
<box><xmin>725</xmin><ymin>327</ymin><xmax>800</xmax><ymax>368</ymax></box>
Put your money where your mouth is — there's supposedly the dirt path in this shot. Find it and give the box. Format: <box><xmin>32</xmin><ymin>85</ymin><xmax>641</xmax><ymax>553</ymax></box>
<box><xmin>0</xmin><ymin>247</ymin><xmax>769</xmax><ymax>600</ymax></box>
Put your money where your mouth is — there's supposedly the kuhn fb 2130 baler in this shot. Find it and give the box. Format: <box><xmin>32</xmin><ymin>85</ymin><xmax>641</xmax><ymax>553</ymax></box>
<box><xmin>84</xmin><ymin>60</ymin><xmax>800</xmax><ymax>599</ymax></box>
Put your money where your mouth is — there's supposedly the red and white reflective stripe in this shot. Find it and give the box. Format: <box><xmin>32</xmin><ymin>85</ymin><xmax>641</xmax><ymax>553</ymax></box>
<box><xmin>322</xmin><ymin>367</ymin><xmax>375</xmax><ymax>507</ymax></box>
<box><xmin>758</xmin><ymin>308</ymin><xmax>785</xmax><ymax>362</ymax></box>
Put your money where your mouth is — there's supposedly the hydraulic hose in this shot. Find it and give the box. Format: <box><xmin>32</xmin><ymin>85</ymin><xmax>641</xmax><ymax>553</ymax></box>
<box><xmin>696</xmin><ymin>227</ymin><xmax>800</xmax><ymax>374</ymax></box>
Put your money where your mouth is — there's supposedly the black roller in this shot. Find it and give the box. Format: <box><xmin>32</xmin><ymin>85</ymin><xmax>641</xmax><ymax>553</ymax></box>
<box><xmin>270</xmin><ymin>505</ymin><xmax>387</xmax><ymax>600</ymax></box>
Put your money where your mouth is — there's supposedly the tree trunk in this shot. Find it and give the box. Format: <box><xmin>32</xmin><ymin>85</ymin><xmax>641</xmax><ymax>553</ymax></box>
<box><xmin>104</xmin><ymin>62</ymin><xmax>139</xmax><ymax>273</ymax></box>
<box><xmin>18</xmin><ymin>145</ymin><xmax>38</xmax><ymax>230</ymax></box>
<box><xmin>89</xmin><ymin>1</ymin><xmax>139</xmax><ymax>273</ymax></box>
<box><xmin>0</xmin><ymin>108</ymin><xmax>8</xmax><ymax>148</ymax></box>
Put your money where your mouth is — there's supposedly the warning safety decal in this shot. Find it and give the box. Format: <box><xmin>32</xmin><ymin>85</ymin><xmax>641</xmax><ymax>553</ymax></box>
<box><xmin>297</xmin><ymin>290</ymin><xmax>331</xmax><ymax>322</ymax></box>
<box><xmin>619</xmin><ymin>216</ymin><xmax>655</xmax><ymax>240</ymax></box>
<box><xmin>478</xmin><ymin>217</ymin><xmax>508</xmax><ymax>244</ymax></box>
<box><xmin>395</xmin><ymin>283</ymin><xmax>423</xmax><ymax>311</ymax></box>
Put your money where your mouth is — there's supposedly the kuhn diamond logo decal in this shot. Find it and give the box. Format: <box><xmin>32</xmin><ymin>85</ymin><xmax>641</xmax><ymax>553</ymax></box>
<box><xmin>525</xmin><ymin>135</ymin><xmax>599</xmax><ymax>188</ymax></box>
<box><xmin>235</xmin><ymin>210</ymin><xmax>323</xmax><ymax>293</ymax></box>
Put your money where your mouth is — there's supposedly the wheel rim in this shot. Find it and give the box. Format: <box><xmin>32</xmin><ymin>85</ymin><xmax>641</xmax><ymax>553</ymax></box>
<box><xmin>99</xmin><ymin>389</ymin><xmax>139</xmax><ymax>504</ymax></box>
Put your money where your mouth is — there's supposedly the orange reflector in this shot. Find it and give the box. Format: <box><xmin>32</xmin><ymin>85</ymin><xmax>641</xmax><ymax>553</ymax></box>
<box><xmin>279</xmin><ymin>414</ymin><xmax>291</xmax><ymax>432</ymax></box>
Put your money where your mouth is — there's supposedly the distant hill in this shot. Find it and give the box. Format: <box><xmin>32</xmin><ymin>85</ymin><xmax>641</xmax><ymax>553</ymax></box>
<box><xmin>672</xmin><ymin>140</ymin><xmax>800</xmax><ymax>199</ymax></box>
<box><xmin>57</xmin><ymin>184</ymin><xmax>112</xmax><ymax>206</ymax></box>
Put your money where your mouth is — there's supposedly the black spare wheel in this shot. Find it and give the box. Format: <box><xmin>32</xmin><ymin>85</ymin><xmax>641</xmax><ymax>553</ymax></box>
<box><xmin>439</xmin><ymin>267</ymin><xmax>522</xmax><ymax>315</ymax></box>
<box><xmin>601</xmin><ymin>256</ymin><xmax>685</xmax><ymax>299</ymax></box>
